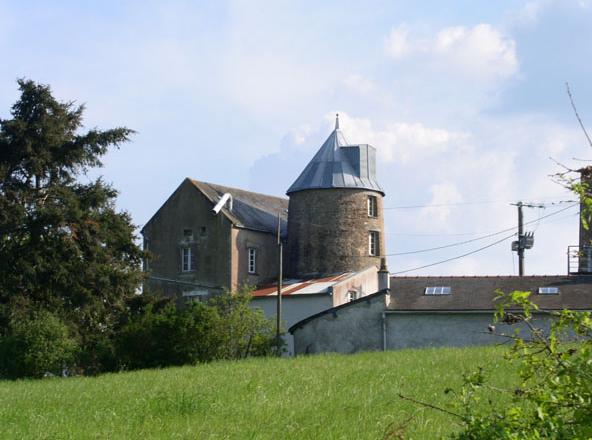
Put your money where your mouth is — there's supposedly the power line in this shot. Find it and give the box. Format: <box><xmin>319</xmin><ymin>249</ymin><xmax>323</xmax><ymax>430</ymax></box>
<box><xmin>384</xmin><ymin>198</ymin><xmax>576</xmax><ymax>210</ymax></box>
<box><xmin>387</xmin><ymin>203</ymin><xmax>578</xmax><ymax>256</ymax></box>
<box><xmin>389</xmin><ymin>233</ymin><xmax>517</xmax><ymax>275</ymax></box>
<box><xmin>387</xmin><ymin>203</ymin><xmax>579</xmax><ymax>275</ymax></box>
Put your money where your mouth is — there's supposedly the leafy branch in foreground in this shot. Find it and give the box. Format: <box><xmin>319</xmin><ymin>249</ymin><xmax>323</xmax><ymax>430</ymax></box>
<box><xmin>397</xmin><ymin>290</ymin><xmax>592</xmax><ymax>439</ymax></box>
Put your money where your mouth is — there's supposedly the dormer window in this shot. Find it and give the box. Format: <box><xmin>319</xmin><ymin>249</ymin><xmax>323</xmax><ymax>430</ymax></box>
<box><xmin>425</xmin><ymin>286</ymin><xmax>451</xmax><ymax>295</ymax></box>
<box><xmin>368</xmin><ymin>196</ymin><xmax>378</xmax><ymax>217</ymax></box>
<box><xmin>538</xmin><ymin>287</ymin><xmax>559</xmax><ymax>295</ymax></box>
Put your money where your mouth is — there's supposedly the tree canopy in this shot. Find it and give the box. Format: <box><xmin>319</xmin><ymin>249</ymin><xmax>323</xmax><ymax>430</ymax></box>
<box><xmin>0</xmin><ymin>79</ymin><xmax>144</xmax><ymax>373</ymax></box>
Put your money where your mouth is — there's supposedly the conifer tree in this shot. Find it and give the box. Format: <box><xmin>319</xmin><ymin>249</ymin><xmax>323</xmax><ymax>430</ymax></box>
<box><xmin>0</xmin><ymin>79</ymin><xmax>144</xmax><ymax>372</ymax></box>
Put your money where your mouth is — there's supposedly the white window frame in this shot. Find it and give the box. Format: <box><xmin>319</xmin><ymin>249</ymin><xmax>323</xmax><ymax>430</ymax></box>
<box><xmin>424</xmin><ymin>286</ymin><xmax>451</xmax><ymax>295</ymax></box>
<box><xmin>347</xmin><ymin>290</ymin><xmax>358</xmax><ymax>302</ymax></box>
<box><xmin>538</xmin><ymin>287</ymin><xmax>559</xmax><ymax>295</ymax></box>
<box><xmin>369</xmin><ymin>231</ymin><xmax>379</xmax><ymax>256</ymax></box>
<box><xmin>248</xmin><ymin>248</ymin><xmax>257</xmax><ymax>274</ymax></box>
<box><xmin>181</xmin><ymin>247</ymin><xmax>192</xmax><ymax>272</ymax></box>
<box><xmin>368</xmin><ymin>196</ymin><xmax>378</xmax><ymax>217</ymax></box>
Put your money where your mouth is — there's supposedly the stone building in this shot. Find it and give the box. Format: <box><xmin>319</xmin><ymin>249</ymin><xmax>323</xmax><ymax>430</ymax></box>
<box><xmin>289</xmin><ymin>168</ymin><xmax>592</xmax><ymax>354</ymax></box>
<box><xmin>286</xmin><ymin>115</ymin><xmax>385</xmax><ymax>278</ymax></box>
<box><xmin>142</xmin><ymin>116</ymin><xmax>387</xmax><ymax>305</ymax></box>
<box><xmin>141</xmin><ymin>179</ymin><xmax>287</xmax><ymax>298</ymax></box>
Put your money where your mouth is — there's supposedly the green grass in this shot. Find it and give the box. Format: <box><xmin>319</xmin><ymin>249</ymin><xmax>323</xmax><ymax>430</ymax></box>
<box><xmin>0</xmin><ymin>346</ymin><xmax>517</xmax><ymax>439</ymax></box>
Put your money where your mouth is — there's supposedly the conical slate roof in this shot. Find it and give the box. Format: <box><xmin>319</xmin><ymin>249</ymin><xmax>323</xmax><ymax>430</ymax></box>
<box><xmin>287</xmin><ymin>115</ymin><xmax>384</xmax><ymax>195</ymax></box>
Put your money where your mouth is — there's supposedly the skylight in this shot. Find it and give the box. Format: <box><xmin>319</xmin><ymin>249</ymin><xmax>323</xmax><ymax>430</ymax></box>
<box><xmin>425</xmin><ymin>286</ymin><xmax>451</xmax><ymax>295</ymax></box>
<box><xmin>538</xmin><ymin>287</ymin><xmax>560</xmax><ymax>295</ymax></box>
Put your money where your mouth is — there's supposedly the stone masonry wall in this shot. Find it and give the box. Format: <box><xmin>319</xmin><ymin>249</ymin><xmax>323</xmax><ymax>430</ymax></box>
<box><xmin>287</xmin><ymin>188</ymin><xmax>385</xmax><ymax>278</ymax></box>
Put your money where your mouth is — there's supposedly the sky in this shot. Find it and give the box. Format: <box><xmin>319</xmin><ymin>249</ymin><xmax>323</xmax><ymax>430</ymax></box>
<box><xmin>1</xmin><ymin>0</ymin><xmax>591</xmax><ymax>276</ymax></box>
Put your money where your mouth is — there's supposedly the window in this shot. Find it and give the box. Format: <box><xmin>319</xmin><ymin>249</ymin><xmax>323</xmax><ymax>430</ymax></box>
<box><xmin>425</xmin><ymin>286</ymin><xmax>451</xmax><ymax>295</ymax></box>
<box><xmin>347</xmin><ymin>290</ymin><xmax>358</xmax><ymax>302</ymax></box>
<box><xmin>182</xmin><ymin>289</ymin><xmax>207</xmax><ymax>299</ymax></box>
<box><xmin>182</xmin><ymin>247</ymin><xmax>192</xmax><ymax>272</ymax></box>
<box><xmin>538</xmin><ymin>287</ymin><xmax>559</xmax><ymax>295</ymax></box>
<box><xmin>369</xmin><ymin>231</ymin><xmax>379</xmax><ymax>256</ymax></box>
<box><xmin>248</xmin><ymin>248</ymin><xmax>257</xmax><ymax>274</ymax></box>
<box><xmin>200</xmin><ymin>226</ymin><xmax>207</xmax><ymax>236</ymax></box>
<box><xmin>368</xmin><ymin>196</ymin><xmax>378</xmax><ymax>217</ymax></box>
<box><xmin>183</xmin><ymin>229</ymin><xmax>193</xmax><ymax>240</ymax></box>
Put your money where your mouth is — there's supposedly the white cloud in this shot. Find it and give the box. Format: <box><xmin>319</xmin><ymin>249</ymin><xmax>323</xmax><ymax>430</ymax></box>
<box><xmin>342</xmin><ymin>74</ymin><xmax>376</xmax><ymax>94</ymax></box>
<box><xmin>385</xmin><ymin>23</ymin><xmax>518</xmax><ymax>81</ymax></box>
<box><xmin>434</xmin><ymin>24</ymin><xmax>517</xmax><ymax>78</ymax></box>
<box><xmin>420</xmin><ymin>182</ymin><xmax>463</xmax><ymax>223</ymax></box>
<box><xmin>329</xmin><ymin>112</ymin><xmax>467</xmax><ymax>163</ymax></box>
<box><xmin>385</xmin><ymin>25</ymin><xmax>411</xmax><ymax>58</ymax></box>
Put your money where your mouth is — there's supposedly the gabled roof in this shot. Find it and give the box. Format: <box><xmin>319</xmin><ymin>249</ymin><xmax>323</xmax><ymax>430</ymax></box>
<box><xmin>189</xmin><ymin>180</ymin><xmax>288</xmax><ymax>235</ymax></box>
<box><xmin>388</xmin><ymin>275</ymin><xmax>592</xmax><ymax>311</ymax></box>
<box><xmin>287</xmin><ymin>115</ymin><xmax>384</xmax><ymax>195</ymax></box>
<box><xmin>142</xmin><ymin>178</ymin><xmax>288</xmax><ymax>236</ymax></box>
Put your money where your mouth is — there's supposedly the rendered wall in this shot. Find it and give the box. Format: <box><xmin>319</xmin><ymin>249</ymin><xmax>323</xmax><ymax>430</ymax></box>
<box><xmin>331</xmin><ymin>266</ymin><xmax>379</xmax><ymax>307</ymax></box>
<box><xmin>291</xmin><ymin>293</ymin><xmax>387</xmax><ymax>354</ymax></box>
<box><xmin>250</xmin><ymin>294</ymin><xmax>333</xmax><ymax>354</ymax></box>
<box><xmin>291</xmin><ymin>297</ymin><xmax>556</xmax><ymax>355</ymax></box>
<box><xmin>287</xmin><ymin>188</ymin><xmax>385</xmax><ymax>278</ymax></box>
<box><xmin>232</xmin><ymin>228</ymin><xmax>280</xmax><ymax>291</ymax></box>
<box><xmin>142</xmin><ymin>180</ymin><xmax>232</xmax><ymax>297</ymax></box>
<box><xmin>385</xmin><ymin>313</ymin><xmax>514</xmax><ymax>349</ymax></box>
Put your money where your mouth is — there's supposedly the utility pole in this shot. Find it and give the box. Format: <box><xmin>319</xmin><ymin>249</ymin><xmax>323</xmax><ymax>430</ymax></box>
<box><xmin>517</xmin><ymin>201</ymin><xmax>525</xmax><ymax>276</ymax></box>
<box><xmin>511</xmin><ymin>201</ymin><xmax>539</xmax><ymax>276</ymax></box>
<box><xmin>276</xmin><ymin>211</ymin><xmax>283</xmax><ymax>354</ymax></box>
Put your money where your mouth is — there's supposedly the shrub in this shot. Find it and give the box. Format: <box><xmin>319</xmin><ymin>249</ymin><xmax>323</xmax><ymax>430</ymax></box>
<box><xmin>208</xmin><ymin>287</ymin><xmax>280</xmax><ymax>359</ymax></box>
<box><xmin>0</xmin><ymin>309</ymin><xmax>78</xmax><ymax>379</ymax></box>
<box><xmin>115</xmin><ymin>289</ymin><xmax>279</xmax><ymax>370</ymax></box>
<box><xmin>448</xmin><ymin>291</ymin><xmax>592</xmax><ymax>439</ymax></box>
<box><xmin>397</xmin><ymin>291</ymin><xmax>592</xmax><ymax>439</ymax></box>
<box><xmin>116</xmin><ymin>301</ymin><xmax>220</xmax><ymax>369</ymax></box>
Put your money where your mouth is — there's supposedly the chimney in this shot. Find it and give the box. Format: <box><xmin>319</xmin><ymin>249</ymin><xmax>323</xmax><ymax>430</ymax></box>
<box><xmin>578</xmin><ymin>167</ymin><xmax>592</xmax><ymax>273</ymax></box>
<box><xmin>378</xmin><ymin>257</ymin><xmax>390</xmax><ymax>291</ymax></box>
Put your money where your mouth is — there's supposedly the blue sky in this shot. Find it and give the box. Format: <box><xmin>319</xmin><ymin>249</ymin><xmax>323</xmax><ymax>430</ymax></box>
<box><xmin>2</xmin><ymin>0</ymin><xmax>591</xmax><ymax>275</ymax></box>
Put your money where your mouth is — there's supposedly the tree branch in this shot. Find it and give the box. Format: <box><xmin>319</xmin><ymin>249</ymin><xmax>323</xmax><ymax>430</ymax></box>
<box><xmin>566</xmin><ymin>82</ymin><xmax>592</xmax><ymax>148</ymax></box>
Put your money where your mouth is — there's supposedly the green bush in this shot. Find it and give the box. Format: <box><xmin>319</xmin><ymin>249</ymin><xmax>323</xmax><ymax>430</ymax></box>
<box><xmin>447</xmin><ymin>291</ymin><xmax>592</xmax><ymax>439</ymax></box>
<box><xmin>396</xmin><ymin>291</ymin><xmax>592</xmax><ymax>439</ymax></box>
<box><xmin>115</xmin><ymin>288</ymin><xmax>278</xmax><ymax>370</ymax></box>
<box><xmin>116</xmin><ymin>301</ymin><xmax>219</xmax><ymax>369</ymax></box>
<box><xmin>208</xmin><ymin>287</ymin><xmax>280</xmax><ymax>359</ymax></box>
<box><xmin>0</xmin><ymin>310</ymin><xmax>78</xmax><ymax>379</ymax></box>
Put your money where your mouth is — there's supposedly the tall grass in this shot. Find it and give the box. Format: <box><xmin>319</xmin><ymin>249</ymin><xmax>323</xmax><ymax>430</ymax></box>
<box><xmin>0</xmin><ymin>346</ymin><xmax>516</xmax><ymax>439</ymax></box>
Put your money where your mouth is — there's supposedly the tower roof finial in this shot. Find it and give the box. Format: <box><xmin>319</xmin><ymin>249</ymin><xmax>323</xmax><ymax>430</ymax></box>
<box><xmin>335</xmin><ymin>113</ymin><xmax>340</xmax><ymax>130</ymax></box>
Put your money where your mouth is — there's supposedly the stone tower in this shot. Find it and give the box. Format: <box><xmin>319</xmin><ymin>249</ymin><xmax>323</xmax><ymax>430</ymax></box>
<box><xmin>286</xmin><ymin>115</ymin><xmax>385</xmax><ymax>278</ymax></box>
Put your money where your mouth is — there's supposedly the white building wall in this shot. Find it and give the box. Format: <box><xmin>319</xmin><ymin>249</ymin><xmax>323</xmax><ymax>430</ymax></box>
<box><xmin>250</xmin><ymin>294</ymin><xmax>333</xmax><ymax>355</ymax></box>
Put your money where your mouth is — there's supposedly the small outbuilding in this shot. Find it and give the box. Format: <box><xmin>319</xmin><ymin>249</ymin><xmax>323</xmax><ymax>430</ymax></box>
<box><xmin>289</xmin><ymin>275</ymin><xmax>592</xmax><ymax>355</ymax></box>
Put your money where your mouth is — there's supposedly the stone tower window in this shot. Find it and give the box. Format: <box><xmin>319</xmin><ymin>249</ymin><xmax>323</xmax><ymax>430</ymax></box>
<box><xmin>367</xmin><ymin>196</ymin><xmax>378</xmax><ymax>217</ymax></box>
<box><xmin>369</xmin><ymin>231</ymin><xmax>380</xmax><ymax>256</ymax></box>
<box><xmin>248</xmin><ymin>247</ymin><xmax>257</xmax><ymax>274</ymax></box>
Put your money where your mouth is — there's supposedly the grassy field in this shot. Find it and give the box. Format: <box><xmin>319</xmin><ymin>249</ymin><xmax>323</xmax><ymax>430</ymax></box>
<box><xmin>0</xmin><ymin>346</ymin><xmax>517</xmax><ymax>439</ymax></box>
